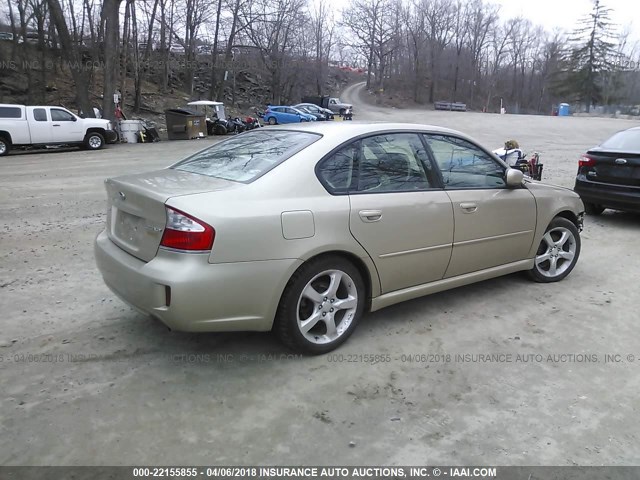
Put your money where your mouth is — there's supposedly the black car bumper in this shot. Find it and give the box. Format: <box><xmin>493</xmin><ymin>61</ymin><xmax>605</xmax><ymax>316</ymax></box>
<box><xmin>574</xmin><ymin>177</ymin><xmax>640</xmax><ymax>213</ymax></box>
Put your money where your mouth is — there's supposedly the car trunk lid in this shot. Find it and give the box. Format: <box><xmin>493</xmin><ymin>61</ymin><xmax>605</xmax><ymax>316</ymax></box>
<box><xmin>584</xmin><ymin>150</ymin><xmax>640</xmax><ymax>187</ymax></box>
<box><xmin>105</xmin><ymin>169</ymin><xmax>237</xmax><ymax>262</ymax></box>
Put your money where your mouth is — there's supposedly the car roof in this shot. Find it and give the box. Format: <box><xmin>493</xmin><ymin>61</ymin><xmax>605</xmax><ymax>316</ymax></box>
<box><xmin>267</xmin><ymin>121</ymin><xmax>472</xmax><ymax>142</ymax></box>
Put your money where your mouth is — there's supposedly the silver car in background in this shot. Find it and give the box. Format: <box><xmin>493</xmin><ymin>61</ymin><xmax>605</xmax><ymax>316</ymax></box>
<box><xmin>95</xmin><ymin>123</ymin><xmax>584</xmax><ymax>353</ymax></box>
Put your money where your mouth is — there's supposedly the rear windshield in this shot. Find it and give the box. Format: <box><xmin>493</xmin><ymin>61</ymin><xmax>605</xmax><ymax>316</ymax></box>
<box><xmin>172</xmin><ymin>130</ymin><xmax>320</xmax><ymax>182</ymax></box>
<box><xmin>599</xmin><ymin>129</ymin><xmax>640</xmax><ymax>152</ymax></box>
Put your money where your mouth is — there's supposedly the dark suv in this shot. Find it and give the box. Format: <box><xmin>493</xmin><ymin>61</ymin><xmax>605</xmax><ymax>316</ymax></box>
<box><xmin>574</xmin><ymin>126</ymin><xmax>640</xmax><ymax>214</ymax></box>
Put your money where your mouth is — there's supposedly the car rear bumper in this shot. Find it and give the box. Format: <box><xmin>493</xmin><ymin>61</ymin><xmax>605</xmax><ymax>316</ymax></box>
<box><xmin>94</xmin><ymin>230</ymin><xmax>302</xmax><ymax>332</ymax></box>
<box><xmin>574</xmin><ymin>177</ymin><xmax>640</xmax><ymax>213</ymax></box>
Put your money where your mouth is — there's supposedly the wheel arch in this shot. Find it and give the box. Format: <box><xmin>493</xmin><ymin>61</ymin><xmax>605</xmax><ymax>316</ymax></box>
<box><xmin>273</xmin><ymin>250</ymin><xmax>377</xmax><ymax>329</ymax></box>
<box><xmin>0</xmin><ymin>130</ymin><xmax>12</xmax><ymax>143</ymax></box>
<box><xmin>554</xmin><ymin>209</ymin><xmax>579</xmax><ymax>229</ymax></box>
<box><xmin>85</xmin><ymin>127</ymin><xmax>106</xmax><ymax>136</ymax></box>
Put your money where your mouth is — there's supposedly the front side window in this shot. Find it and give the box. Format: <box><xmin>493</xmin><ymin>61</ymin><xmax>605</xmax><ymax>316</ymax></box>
<box><xmin>357</xmin><ymin>134</ymin><xmax>433</xmax><ymax>192</ymax></box>
<box><xmin>172</xmin><ymin>130</ymin><xmax>320</xmax><ymax>183</ymax></box>
<box><xmin>425</xmin><ymin>134</ymin><xmax>505</xmax><ymax>188</ymax></box>
<box><xmin>33</xmin><ymin>108</ymin><xmax>47</xmax><ymax>121</ymax></box>
<box><xmin>51</xmin><ymin>109</ymin><xmax>75</xmax><ymax>122</ymax></box>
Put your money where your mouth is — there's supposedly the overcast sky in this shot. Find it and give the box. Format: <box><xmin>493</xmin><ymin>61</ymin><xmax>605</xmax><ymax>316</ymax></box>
<box><xmin>491</xmin><ymin>0</ymin><xmax>639</xmax><ymax>43</ymax></box>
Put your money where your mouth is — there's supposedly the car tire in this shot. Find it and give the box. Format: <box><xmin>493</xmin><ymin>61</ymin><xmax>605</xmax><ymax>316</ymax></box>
<box><xmin>84</xmin><ymin>132</ymin><xmax>105</xmax><ymax>150</ymax></box>
<box><xmin>584</xmin><ymin>202</ymin><xmax>605</xmax><ymax>215</ymax></box>
<box><xmin>275</xmin><ymin>256</ymin><xmax>366</xmax><ymax>354</ymax></box>
<box><xmin>0</xmin><ymin>136</ymin><xmax>10</xmax><ymax>157</ymax></box>
<box><xmin>267</xmin><ymin>117</ymin><xmax>277</xmax><ymax>125</ymax></box>
<box><xmin>339</xmin><ymin>108</ymin><xmax>346</xmax><ymax>115</ymax></box>
<box><xmin>527</xmin><ymin>217</ymin><xmax>581</xmax><ymax>283</ymax></box>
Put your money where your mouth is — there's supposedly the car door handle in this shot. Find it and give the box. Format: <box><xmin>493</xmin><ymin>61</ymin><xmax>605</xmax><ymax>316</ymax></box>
<box><xmin>459</xmin><ymin>202</ymin><xmax>478</xmax><ymax>213</ymax></box>
<box><xmin>52</xmin><ymin>124</ymin><xmax>60</xmax><ymax>127</ymax></box>
<box><xmin>359</xmin><ymin>210</ymin><xmax>382</xmax><ymax>222</ymax></box>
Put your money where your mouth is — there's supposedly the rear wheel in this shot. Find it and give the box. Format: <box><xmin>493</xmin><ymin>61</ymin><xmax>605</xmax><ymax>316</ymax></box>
<box><xmin>0</xmin><ymin>136</ymin><xmax>10</xmax><ymax>157</ymax></box>
<box><xmin>584</xmin><ymin>202</ymin><xmax>605</xmax><ymax>215</ymax></box>
<box><xmin>267</xmin><ymin>117</ymin><xmax>277</xmax><ymax>125</ymax></box>
<box><xmin>528</xmin><ymin>217</ymin><xmax>580</xmax><ymax>283</ymax></box>
<box><xmin>84</xmin><ymin>132</ymin><xmax>104</xmax><ymax>150</ymax></box>
<box><xmin>275</xmin><ymin>256</ymin><xmax>365</xmax><ymax>354</ymax></box>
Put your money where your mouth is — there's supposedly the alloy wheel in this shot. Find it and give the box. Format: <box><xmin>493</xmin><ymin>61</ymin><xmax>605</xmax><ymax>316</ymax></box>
<box><xmin>296</xmin><ymin>269</ymin><xmax>358</xmax><ymax>345</ymax></box>
<box><xmin>534</xmin><ymin>226</ymin><xmax>577</xmax><ymax>278</ymax></box>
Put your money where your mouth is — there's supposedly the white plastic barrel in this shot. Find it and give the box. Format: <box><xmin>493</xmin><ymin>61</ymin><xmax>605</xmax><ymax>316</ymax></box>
<box><xmin>119</xmin><ymin>120</ymin><xmax>144</xmax><ymax>143</ymax></box>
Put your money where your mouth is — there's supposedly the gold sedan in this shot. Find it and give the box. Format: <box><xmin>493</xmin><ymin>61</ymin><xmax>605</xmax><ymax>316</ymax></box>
<box><xmin>95</xmin><ymin>123</ymin><xmax>584</xmax><ymax>353</ymax></box>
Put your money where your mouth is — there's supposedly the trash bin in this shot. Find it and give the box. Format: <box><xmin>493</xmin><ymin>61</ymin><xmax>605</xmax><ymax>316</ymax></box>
<box><xmin>558</xmin><ymin>103</ymin><xmax>570</xmax><ymax>116</ymax></box>
<box><xmin>164</xmin><ymin>108</ymin><xmax>207</xmax><ymax>140</ymax></box>
<box><xmin>119</xmin><ymin>120</ymin><xmax>145</xmax><ymax>143</ymax></box>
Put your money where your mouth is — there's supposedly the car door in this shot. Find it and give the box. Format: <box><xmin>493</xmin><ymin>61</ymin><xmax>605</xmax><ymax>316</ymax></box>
<box><xmin>424</xmin><ymin>134</ymin><xmax>536</xmax><ymax>278</ymax></box>
<box><xmin>50</xmin><ymin>107</ymin><xmax>82</xmax><ymax>142</ymax></box>
<box><xmin>28</xmin><ymin>107</ymin><xmax>52</xmax><ymax>144</ymax></box>
<box><xmin>317</xmin><ymin>132</ymin><xmax>454</xmax><ymax>293</ymax></box>
<box><xmin>285</xmin><ymin>108</ymin><xmax>302</xmax><ymax>123</ymax></box>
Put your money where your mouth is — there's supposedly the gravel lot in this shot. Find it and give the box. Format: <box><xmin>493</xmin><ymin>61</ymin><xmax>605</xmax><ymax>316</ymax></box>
<box><xmin>1</xmin><ymin>83</ymin><xmax>639</xmax><ymax>466</ymax></box>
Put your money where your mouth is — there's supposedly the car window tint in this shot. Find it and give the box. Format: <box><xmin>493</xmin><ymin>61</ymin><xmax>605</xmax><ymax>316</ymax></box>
<box><xmin>317</xmin><ymin>142</ymin><xmax>358</xmax><ymax>194</ymax></box>
<box><xmin>425</xmin><ymin>134</ymin><xmax>505</xmax><ymax>188</ymax></box>
<box><xmin>599</xmin><ymin>129</ymin><xmax>640</xmax><ymax>151</ymax></box>
<box><xmin>51</xmin><ymin>109</ymin><xmax>75</xmax><ymax>121</ymax></box>
<box><xmin>357</xmin><ymin>134</ymin><xmax>432</xmax><ymax>192</ymax></box>
<box><xmin>172</xmin><ymin>130</ymin><xmax>320</xmax><ymax>183</ymax></box>
<box><xmin>33</xmin><ymin>108</ymin><xmax>47</xmax><ymax>121</ymax></box>
<box><xmin>0</xmin><ymin>107</ymin><xmax>22</xmax><ymax>118</ymax></box>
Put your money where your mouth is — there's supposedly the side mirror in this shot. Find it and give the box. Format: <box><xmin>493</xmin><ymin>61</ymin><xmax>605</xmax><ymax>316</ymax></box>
<box><xmin>505</xmin><ymin>168</ymin><xmax>524</xmax><ymax>187</ymax></box>
<box><xmin>72</xmin><ymin>116</ymin><xmax>77</xmax><ymax>121</ymax></box>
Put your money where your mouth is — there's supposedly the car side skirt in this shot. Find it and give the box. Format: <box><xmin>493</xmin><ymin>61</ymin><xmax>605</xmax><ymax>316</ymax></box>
<box><xmin>370</xmin><ymin>259</ymin><xmax>534</xmax><ymax>312</ymax></box>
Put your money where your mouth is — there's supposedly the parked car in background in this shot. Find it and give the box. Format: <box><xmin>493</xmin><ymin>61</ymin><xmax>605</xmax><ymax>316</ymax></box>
<box><xmin>0</xmin><ymin>32</ymin><xmax>14</xmax><ymax>41</ymax></box>
<box><xmin>295</xmin><ymin>106</ymin><xmax>327</xmax><ymax>121</ymax></box>
<box><xmin>0</xmin><ymin>104</ymin><xmax>118</xmax><ymax>156</ymax></box>
<box><xmin>95</xmin><ymin>122</ymin><xmax>584</xmax><ymax>354</ymax></box>
<box><xmin>301</xmin><ymin>96</ymin><xmax>353</xmax><ymax>115</ymax></box>
<box><xmin>263</xmin><ymin>106</ymin><xmax>316</xmax><ymax>125</ymax></box>
<box><xmin>574</xmin><ymin>126</ymin><xmax>640</xmax><ymax>214</ymax></box>
<box><xmin>294</xmin><ymin>103</ymin><xmax>334</xmax><ymax>120</ymax></box>
<box><xmin>169</xmin><ymin>44</ymin><xmax>185</xmax><ymax>55</ymax></box>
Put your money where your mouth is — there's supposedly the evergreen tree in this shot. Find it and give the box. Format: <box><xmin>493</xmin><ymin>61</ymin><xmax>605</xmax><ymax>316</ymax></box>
<box><xmin>561</xmin><ymin>0</ymin><xmax>618</xmax><ymax>112</ymax></box>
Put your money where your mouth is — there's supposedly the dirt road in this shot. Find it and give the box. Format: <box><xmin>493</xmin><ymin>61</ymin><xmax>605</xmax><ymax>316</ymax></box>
<box><xmin>1</xmin><ymin>89</ymin><xmax>639</xmax><ymax>465</ymax></box>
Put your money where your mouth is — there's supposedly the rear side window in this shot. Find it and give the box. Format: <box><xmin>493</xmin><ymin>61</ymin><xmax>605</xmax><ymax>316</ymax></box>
<box><xmin>599</xmin><ymin>129</ymin><xmax>640</xmax><ymax>151</ymax></box>
<box><xmin>33</xmin><ymin>108</ymin><xmax>47</xmax><ymax>121</ymax></box>
<box><xmin>358</xmin><ymin>133</ymin><xmax>434</xmax><ymax>192</ymax></box>
<box><xmin>172</xmin><ymin>130</ymin><xmax>320</xmax><ymax>183</ymax></box>
<box><xmin>0</xmin><ymin>107</ymin><xmax>22</xmax><ymax>119</ymax></box>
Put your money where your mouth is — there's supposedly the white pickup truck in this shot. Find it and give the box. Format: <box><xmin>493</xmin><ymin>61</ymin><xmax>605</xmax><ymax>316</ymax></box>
<box><xmin>0</xmin><ymin>104</ymin><xmax>118</xmax><ymax>156</ymax></box>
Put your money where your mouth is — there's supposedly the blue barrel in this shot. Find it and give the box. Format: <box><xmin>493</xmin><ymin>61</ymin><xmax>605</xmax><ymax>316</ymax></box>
<box><xmin>558</xmin><ymin>103</ymin><xmax>570</xmax><ymax>116</ymax></box>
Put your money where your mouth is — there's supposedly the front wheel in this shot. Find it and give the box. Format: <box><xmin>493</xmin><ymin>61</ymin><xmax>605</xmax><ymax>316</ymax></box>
<box><xmin>528</xmin><ymin>217</ymin><xmax>581</xmax><ymax>283</ymax></box>
<box><xmin>84</xmin><ymin>132</ymin><xmax>105</xmax><ymax>150</ymax></box>
<box><xmin>0</xmin><ymin>136</ymin><xmax>10</xmax><ymax>157</ymax></box>
<box><xmin>275</xmin><ymin>256</ymin><xmax>366</xmax><ymax>354</ymax></box>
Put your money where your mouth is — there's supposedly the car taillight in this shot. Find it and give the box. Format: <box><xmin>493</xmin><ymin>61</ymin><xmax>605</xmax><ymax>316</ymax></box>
<box><xmin>160</xmin><ymin>207</ymin><xmax>215</xmax><ymax>251</ymax></box>
<box><xmin>579</xmin><ymin>154</ymin><xmax>595</xmax><ymax>167</ymax></box>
